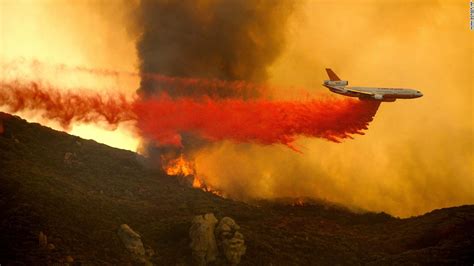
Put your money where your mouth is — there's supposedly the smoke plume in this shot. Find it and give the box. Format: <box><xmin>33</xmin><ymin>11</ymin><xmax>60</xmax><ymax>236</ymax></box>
<box><xmin>135</xmin><ymin>0</ymin><xmax>295</xmax><ymax>97</ymax></box>
<box><xmin>133</xmin><ymin>0</ymin><xmax>298</xmax><ymax>168</ymax></box>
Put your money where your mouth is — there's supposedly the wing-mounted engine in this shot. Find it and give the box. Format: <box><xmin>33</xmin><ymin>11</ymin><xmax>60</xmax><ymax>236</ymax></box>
<box><xmin>373</xmin><ymin>94</ymin><xmax>396</xmax><ymax>101</ymax></box>
<box><xmin>324</xmin><ymin>80</ymin><xmax>348</xmax><ymax>87</ymax></box>
<box><xmin>373</xmin><ymin>94</ymin><xmax>383</xmax><ymax>100</ymax></box>
<box><xmin>359</xmin><ymin>94</ymin><xmax>396</xmax><ymax>102</ymax></box>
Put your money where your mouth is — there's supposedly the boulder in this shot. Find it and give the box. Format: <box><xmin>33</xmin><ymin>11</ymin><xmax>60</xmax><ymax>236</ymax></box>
<box><xmin>189</xmin><ymin>213</ymin><xmax>218</xmax><ymax>265</ymax></box>
<box><xmin>38</xmin><ymin>231</ymin><xmax>48</xmax><ymax>248</ymax></box>
<box><xmin>65</xmin><ymin>256</ymin><xmax>74</xmax><ymax>263</ymax></box>
<box><xmin>117</xmin><ymin>224</ymin><xmax>146</xmax><ymax>256</ymax></box>
<box><xmin>215</xmin><ymin>217</ymin><xmax>240</xmax><ymax>238</ymax></box>
<box><xmin>216</xmin><ymin>217</ymin><xmax>246</xmax><ymax>265</ymax></box>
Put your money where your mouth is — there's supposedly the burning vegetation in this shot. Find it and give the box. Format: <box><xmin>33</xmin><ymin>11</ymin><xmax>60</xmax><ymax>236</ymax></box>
<box><xmin>162</xmin><ymin>154</ymin><xmax>195</xmax><ymax>177</ymax></box>
<box><xmin>161</xmin><ymin>153</ymin><xmax>224</xmax><ymax>196</ymax></box>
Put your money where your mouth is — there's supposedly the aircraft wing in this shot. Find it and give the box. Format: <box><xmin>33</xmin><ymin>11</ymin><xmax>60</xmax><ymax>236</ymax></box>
<box><xmin>345</xmin><ymin>88</ymin><xmax>374</xmax><ymax>96</ymax></box>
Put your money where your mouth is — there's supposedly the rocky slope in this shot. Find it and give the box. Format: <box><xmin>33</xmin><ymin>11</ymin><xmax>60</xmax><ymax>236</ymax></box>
<box><xmin>0</xmin><ymin>112</ymin><xmax>473</xmax><ymax>265</ymax></box>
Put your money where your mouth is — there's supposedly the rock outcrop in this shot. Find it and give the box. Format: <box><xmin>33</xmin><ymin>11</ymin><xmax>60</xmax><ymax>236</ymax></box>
<box><xmin>65</xmin><ymin>255</ymin><xmax>74</xmax><ymax>263</ymax></box>
<box><xmin>117</xmin><ymin>224</ymin><xmax>145</xmax><ymax>256</ymax></box>
<box><xmin>189</xmin><ymin>213</ymin><xmax>219</xmax><ymax>265</ymax></box>
<box><xmin>38</xmin><ymin>231</ymin><xmax>48</xmax><ymax>248</ymax></box>
<box><xmin>189</xmin><ymin>214</ymin><xmax>246</xmax><ymax>265</ymax></box>
<box><xmin>64</xmin><ymin>152</ymin><xmax>81</xmax><ymax>166</ymax></box>
<box><xmin>117</xmin><ymin>224</ymin><xmax>152</xmax><ymax>264</ymax></box>
<box><xmin>216</xmin><ymin>217</ymin><xmax>246</xmax><ymax>265</ymax></box>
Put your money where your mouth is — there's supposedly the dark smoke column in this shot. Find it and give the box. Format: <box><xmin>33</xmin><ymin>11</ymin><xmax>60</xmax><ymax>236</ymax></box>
<box><xmin>136</xmin><ymin>0</ymin><xmax>295</xmax><ymax>97</ymax></box>
<box><xmin>134</xmin><ymin>0</ymin><xmax>295</xmax><ymax>166</ymax></box>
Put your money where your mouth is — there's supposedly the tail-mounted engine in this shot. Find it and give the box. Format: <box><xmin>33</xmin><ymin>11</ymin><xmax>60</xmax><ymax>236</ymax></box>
<box><xmin>324</xmin><ymin>80</ymin><xmax>348</xmax><ymax>86</ymax></box>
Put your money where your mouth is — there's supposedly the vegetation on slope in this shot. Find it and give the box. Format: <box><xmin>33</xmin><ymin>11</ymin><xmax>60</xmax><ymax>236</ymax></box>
<box><xmin>0</xmin><ymin>113</ymin><xmax>473</xmax><ymax>265</ymax></box>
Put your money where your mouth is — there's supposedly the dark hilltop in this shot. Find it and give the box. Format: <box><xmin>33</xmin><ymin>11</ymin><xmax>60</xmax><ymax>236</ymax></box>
<box><xmin>1</xmin><ymin>112</ymin><xmax>473</xmax><ymax>265</ymax></box>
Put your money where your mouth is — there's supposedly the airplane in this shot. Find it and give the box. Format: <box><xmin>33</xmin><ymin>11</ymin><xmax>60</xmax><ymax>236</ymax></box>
<box><xmin>323</xmin><ymin>68</ymin><xmax>423</xmax><ymax>102</ymax></box>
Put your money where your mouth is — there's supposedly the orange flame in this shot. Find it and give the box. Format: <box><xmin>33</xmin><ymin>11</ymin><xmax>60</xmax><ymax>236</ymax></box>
<box><xmin>162</xmin><ymin>154</ymin><xmax>224</xmax><ymax>197</ymax></box>
<box><xmin>192</xmin><ymin>175</ymin><xmax>203</xmax><ymax>188</ymax></box>
<box><xmin>162</xmin><ymin>154</ymin><xmax>195</xmax><ymax>176</ymax></box>
<box><xmin>292</xmin><ymin>198</ymin><xmax>306</xmax><ymax>206</ymax></box>
<box><xmin>193</xmin><ymin>175</ymin><xmax>225</xmax><ymax>197</ymax></box>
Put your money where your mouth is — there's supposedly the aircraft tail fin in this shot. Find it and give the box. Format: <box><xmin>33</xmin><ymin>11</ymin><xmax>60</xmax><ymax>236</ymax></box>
<box><xmin>325</xmin><ymin>68</ymin><xmax>341</xmax><ymax>81</ymax></box>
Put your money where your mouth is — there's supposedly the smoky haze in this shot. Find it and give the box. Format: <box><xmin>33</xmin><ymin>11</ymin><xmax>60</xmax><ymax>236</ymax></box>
<box><xmin>194</xmin><ymin>0</ymin><xmax>474</xmax><ymax>217</ymax></box>
<box><xmin>2</xmin><ymin>0</ymin><xmax>471</xmax><ymax>218</ymax></box>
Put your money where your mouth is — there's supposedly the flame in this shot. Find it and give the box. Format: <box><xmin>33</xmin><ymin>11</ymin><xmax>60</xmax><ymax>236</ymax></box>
<box><xmin>292</xmin><ymin>198</ymin><xmax>306</xmax><ymax>207</ymax></box>
<box><xmin>194</xmin><ymin>175</ymin><xmax>225</xmax><ymax>197</ymax></box>
<box><xmin>162</xmin><ymin>154</ymin><xmax>224</xmax><ymax>197</ymax></box>
<box><xmin>192</xmin><ymin>175</ymin><xmax>204</xmax><ymax>188</ymax></box>
<box><xmin>162</xmin><ymin>154</ymin><xmax>196</xmax><ymax>176</ymax></box>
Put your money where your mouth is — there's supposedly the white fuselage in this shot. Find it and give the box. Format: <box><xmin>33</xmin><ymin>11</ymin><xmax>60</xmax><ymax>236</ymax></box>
<box><xmin>323</xmin><ymin>80</ymin><xmax>423</xmax><ymax>102</ymax></box>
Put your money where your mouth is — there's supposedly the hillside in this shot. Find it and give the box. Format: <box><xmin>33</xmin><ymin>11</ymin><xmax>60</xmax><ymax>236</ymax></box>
<box><xmin>0</xmin><ymin>112</ymin><xmax>473</xmax><ymax>265</ymax></box>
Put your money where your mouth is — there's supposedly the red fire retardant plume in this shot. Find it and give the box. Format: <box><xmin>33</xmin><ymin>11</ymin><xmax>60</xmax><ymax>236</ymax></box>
<box><xmin>0</xmin><ymin>80</ymin><xmax>136</xmax><ymax>129</ymax></box>
<box><xmin>134</xmin><ymin>96</ymin><xmax>380</xmax><ymax>151</ymax></box>
<box><xmin>0</xmin><ymin>79</ymin><xmax>380</xmax><ymax>151</ymax></box>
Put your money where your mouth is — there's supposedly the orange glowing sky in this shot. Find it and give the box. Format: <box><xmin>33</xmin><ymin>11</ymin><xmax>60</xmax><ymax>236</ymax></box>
<box><xmin>0</xmin><ymin>0</ymin><xmax>472</xmax><ymax>217</ymax></box>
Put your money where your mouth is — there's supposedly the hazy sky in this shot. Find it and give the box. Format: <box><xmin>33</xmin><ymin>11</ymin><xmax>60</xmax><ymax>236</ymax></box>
<box><xmin>195</xmin><ymin>0</ymin><xmax>473</xmax><ymax>217</ymax></box>
<box><xmin>0</xmin><ymin>0</ymin><xmax>140</xmax><ymax>150</ymax></box>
